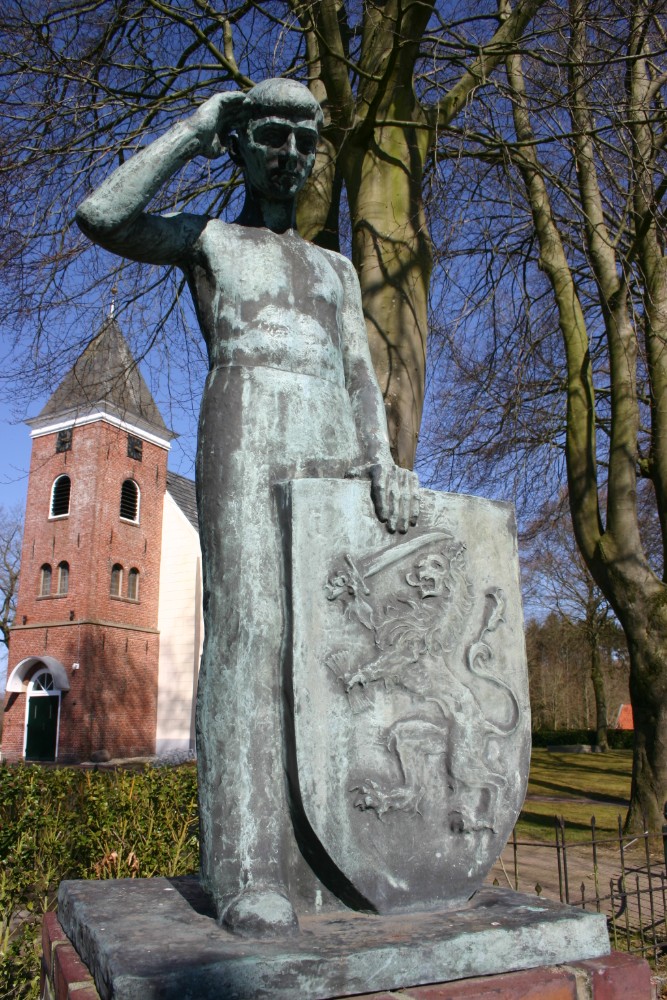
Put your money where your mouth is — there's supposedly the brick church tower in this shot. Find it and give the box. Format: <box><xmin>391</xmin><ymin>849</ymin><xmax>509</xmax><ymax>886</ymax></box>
<box><xmin>2</xmin><ymin>318</ymin><xmax>175</xmax><ymax>763</ymax></box>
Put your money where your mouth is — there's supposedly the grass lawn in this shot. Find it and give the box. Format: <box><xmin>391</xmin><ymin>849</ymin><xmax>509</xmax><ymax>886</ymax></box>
<box><xmin>516</xmin><ymin>748</ymin><xmax>633</xmax><ymax>842</ymax></box>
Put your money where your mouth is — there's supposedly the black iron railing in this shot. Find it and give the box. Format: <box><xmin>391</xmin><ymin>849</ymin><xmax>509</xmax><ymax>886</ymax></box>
<box><xmin>490</xmin><ymin>810</ymin><xmax>667</xmax><ymax>963</ymax></box>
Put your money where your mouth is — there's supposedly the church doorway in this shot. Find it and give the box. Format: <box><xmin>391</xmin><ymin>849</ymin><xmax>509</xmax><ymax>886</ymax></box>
<box><xmin>25</xmin><ymin>670</ymin><xmax>60</xmax><ymax>761</ymax></box>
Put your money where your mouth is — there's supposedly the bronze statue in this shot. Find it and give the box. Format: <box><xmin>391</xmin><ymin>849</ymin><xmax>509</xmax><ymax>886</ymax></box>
<box><xmin>77</xmin><ymin>78</ymin><xmax>418</xmax><ymax>937</ymax></box>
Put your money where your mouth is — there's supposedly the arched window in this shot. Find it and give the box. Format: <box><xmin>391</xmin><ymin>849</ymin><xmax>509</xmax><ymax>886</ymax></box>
<box><xmin>40</xmin><ymin>564</ymin><xmax>52</xmax><ymax>597</ymax></box>
<box><xmin>57</xmin><ymin>561</ymin><xmax>69</xmax><ymax>595</ymax></box>
<box><xmin>110</xmin><ymin>563</ymin><xmax>123</xmax><ymax>597</ymax></box>
<box><xmin>31</xmin><ymin>670</ymin><xmax>55</xmax><ymax>692</ymax></box>
<box><xmin>127</xmin><ymin>568</ymin><xmax>140</xmax><ymax>601</ymax></box>
<box><xmin>120</xmin><ymin>480</ymin><xmax>139</xmax><ymax>522</ymax></box>
<box><xmin>50</xmin><ymin>475</ymin><xmax>71</xmax><ymax>517</ymax></box>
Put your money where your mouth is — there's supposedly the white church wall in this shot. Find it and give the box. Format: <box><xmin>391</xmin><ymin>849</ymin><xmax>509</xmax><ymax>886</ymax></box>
<box><xmin>156</xmin><ymin>492</ymin><xmax>202</xmax><ymax>754</ymax></box>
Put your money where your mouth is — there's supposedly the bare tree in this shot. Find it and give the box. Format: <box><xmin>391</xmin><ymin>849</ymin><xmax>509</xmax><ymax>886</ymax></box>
<box><xmin>422</xmin><ymin>0</ymin><xmax>667</xmax><ymax>828</ymax></box>
<box><xmin>523</xmin><ymin>497</ymin><xmax>625</xmax><ymax>750</ymax></box>
<box><xmin>0</xmin><ymin>506</ymin><xmax>22</xmax><ymax>652</ymax></box>
<box><xmin>525</xmin><ymin>612</ymin><xmax>629</xmax><ymax>734</ymax></box>
<box><xmin>0</xmin><ymin>0</ymin><xmax>545</xmax><ymax>468</ymax></box>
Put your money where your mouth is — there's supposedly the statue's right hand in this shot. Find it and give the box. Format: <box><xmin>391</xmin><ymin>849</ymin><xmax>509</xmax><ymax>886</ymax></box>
<box><xmin>189</xmin><ymin>91</ymin><xmax>247</xmax><ymax>160</ymax></box>
<box><xmin>368</xmin><ymin>463</ymin><xmax>420</xmax><ymax>535</ymax></box>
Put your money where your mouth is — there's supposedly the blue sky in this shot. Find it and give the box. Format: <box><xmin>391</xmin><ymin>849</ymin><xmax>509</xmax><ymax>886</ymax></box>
<box><xmin>1</xmin><ymin>398</ymin><xmax>35</xmax><ymax>512</ymax></box>
<box><xmin>0</xmin><ymin>394</ymin><xmax>31</xmax><ymax>686</ymax></box>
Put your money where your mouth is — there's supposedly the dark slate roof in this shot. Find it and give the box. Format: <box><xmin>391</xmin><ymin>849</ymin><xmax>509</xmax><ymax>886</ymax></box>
<box><xmin>166</xmin><ymin>470</ymin><xmax>199</xmax><ymax>532</ymax></box>
<box><xmin>28</xmin><ymin>318</ymin><xmax>175</xmax><ymax>440</ymax></box>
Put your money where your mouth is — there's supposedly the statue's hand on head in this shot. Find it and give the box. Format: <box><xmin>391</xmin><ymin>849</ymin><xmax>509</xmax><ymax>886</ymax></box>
<box><xmin>189</xmin><ymin>91</ymin><xmax>247</xmax><ymax>160</ymax></box>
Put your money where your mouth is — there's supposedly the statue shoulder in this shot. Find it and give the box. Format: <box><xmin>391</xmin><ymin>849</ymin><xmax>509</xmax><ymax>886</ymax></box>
<box><xmin>314</xmin><ymin>245</ymin><xmax>358</xmax><ymax>288</ymax></box>
<box><xmin>183</xmin><ymin>216</ymin><xmax>251</xmax><ymax>270</ymax></box>
<box><xmin>192</xmin><ymin>216</ymin><xmax>239</xmax><ymax>251</ymax></box>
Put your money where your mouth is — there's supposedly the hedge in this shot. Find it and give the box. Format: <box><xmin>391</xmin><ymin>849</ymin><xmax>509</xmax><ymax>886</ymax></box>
<box><xmin>531</xmin><ymin>729</ymin><xmax>634</xmax><ymax>750</ymax></box>
<box><xmin>0</xmin><ymin>763</ymin><xmax>198</xmax><ymax>1000</ymax></box>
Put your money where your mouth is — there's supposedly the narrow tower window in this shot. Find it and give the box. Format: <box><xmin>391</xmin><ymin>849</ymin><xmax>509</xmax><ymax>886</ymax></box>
<box><xmin>120</xmin><ymin>480</ymin><xmax>139</xmax><ymax>522</ymax></box>
<box><xmin>57</xmin><ymin>561</ymin><xmax>69</xmax><ymax>595</ymax></box>
<box><xmin>127</xmin><ymin>435</ymin><xmax>143</xmax><ymax>461</ymax></box>
<box><xmin>50</xmin><ymin>475</ymin><xmax>71</xmax><ymax>517</ymax></box>
<box><xmin>56</xmin><ymin>428</ymin><xmax>72</xmax><ymax>453</ymax></box>
<box><xmin>110</xmin><ymin>564</ymin><xmax>123</xmax><ymax>597</ymax></box>
<box><xmin>40</xmin><ymin>564</ymin><xmax>52</xmax><ymax>597</ymax></box>
<box><xmin>127</xmin><ymin>567</ymin><xmax>140</xmax><ymax>601</ymax></box>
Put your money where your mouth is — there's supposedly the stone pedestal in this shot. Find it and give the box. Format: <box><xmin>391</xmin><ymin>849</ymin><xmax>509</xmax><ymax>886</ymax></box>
<box><xmin>48</xmin><ymin>876</ymin><xmax>629</xmax><ymax>1000</ymax></box>
<box><xmin>42</xmin><ymin>914</ymin><xmax>656</xmax><ymax>1000</ymax></box>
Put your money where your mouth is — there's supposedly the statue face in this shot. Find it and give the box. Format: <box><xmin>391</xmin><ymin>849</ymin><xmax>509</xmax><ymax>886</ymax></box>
<box><xmin>237</xmin><ymin>114</ymin><xmax>318</xmax><ymax>201</ymax></box>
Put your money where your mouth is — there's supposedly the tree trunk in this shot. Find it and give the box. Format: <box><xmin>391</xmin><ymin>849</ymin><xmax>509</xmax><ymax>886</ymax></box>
<box><xmin>620</xmin><ymin>589</ymin><xmax>667</xmax><ymax>830</ymax></box>
<box><xmin>343</xmin><ymin>122</ymin><xmax>432</xmax><ymax>469</ymax></box>
<box><xmin>502</xmin><ymin>2</ymin><xmax>667</xmax><ymax>828</ymax></box>
<box><xmin>588</xmin><ymin>635</ymin><xmax>609</xmax><ymax>751</ymax></box>
<box><xmin>305</xmin><ymin>0</ymin><xmax>545</xmax><ymax>468</ymax></box>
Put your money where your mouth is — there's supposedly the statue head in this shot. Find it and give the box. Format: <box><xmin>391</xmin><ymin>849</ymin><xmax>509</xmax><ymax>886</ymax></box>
<box><xmin>228</xmin><ymin>79</ymin><xmax>323</xmax><ymax>202</ymax></box>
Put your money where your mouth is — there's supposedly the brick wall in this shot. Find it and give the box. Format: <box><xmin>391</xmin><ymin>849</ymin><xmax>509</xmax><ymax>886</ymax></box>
<box><xmin>2</xmin><ymin>419</ymin><xmax>167</xmax><ymax>762</ymax></box>
<box><xmin>3</xmin><ymin>625</ymin><xmax>160</xmax><ymax>762</ymax></box>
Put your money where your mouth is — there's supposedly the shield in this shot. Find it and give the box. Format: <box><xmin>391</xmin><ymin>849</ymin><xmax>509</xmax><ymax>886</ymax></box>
<box><xmin>281</xmin><ymin>479</ymin><xmax>531</xmax><ymax>914</ymax></box>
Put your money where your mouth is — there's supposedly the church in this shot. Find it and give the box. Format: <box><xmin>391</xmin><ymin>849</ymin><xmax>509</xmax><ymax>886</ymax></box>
<box><xmin>1</xmin><ymin>318</ymin><xmax>203</xmax><ymax>763</ymax></box>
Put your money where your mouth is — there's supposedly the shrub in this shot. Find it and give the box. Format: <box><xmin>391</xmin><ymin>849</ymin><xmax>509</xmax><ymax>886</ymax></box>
<box><xmin>531</xmin><ymin>729</ymin><xmax>595</xmax><ymax>748</ymax></box>
<box><xmin>531</xmin><ymin>729</ymin><xmax>634</xmax><ymax>750</ymax></box>
<box><xmin>0</xmin><ymin>763</ymin><xmax>198</xmax><ymax>1000</ymax></box>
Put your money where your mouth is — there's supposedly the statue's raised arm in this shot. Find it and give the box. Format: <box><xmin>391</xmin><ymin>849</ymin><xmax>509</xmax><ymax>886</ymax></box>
<box><xmin>77</xmin><ymin>78</ymin><xmax>418</xmax><ymax>532</ymax></box>
<box><xmin>76</xmin><ymin>91</ymin><xmax>246</xmax><ymax>265</ymax></box>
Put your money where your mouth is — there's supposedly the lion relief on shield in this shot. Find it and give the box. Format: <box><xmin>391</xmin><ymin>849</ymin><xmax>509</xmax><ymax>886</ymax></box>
<box><xmin>325</xmin><ymin>527</ymin><xmax>521</xmax><ymax>835</ymax></box>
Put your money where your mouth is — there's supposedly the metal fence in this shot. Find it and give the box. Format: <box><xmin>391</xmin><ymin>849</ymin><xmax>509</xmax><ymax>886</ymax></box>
<box><xmin>489</xmin><ymin>814</ymin><xmax>667</xmax><ymax>963</ymax></box>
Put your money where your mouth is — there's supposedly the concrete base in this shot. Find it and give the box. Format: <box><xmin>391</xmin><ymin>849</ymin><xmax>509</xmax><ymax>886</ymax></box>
<box><xmin>57</xmin><ymin>877</ymin><xmax>611</xmax><ymax>1000</ymax></box>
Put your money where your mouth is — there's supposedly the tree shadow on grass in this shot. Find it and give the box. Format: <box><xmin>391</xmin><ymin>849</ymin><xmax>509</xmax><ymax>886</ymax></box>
<box><xmin>528</xmin><ymin>777</ymin><xmax>629</xmax><ymax>806</ymax></box>
<box><xmin>538</xmin><ymin>763</ymin><xmax>633</xmax><ymax>781</ymax></box>
<box><xmin>518</xmin><ymin>810</ymin><xmax>614</xmax><ymax>835</ymax></box>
